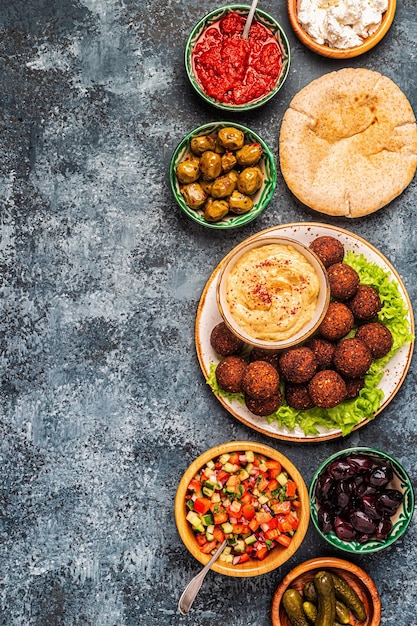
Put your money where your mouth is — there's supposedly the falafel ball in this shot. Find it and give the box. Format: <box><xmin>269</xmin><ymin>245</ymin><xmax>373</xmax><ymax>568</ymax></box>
<box><xmin>344</xmin><ymin>377</ymin><xmax>365</xmax><ymax>399</ymax></box>
<box><xmin>249</xmin><ymin>347</ymin><xmax>279</xmax><ymax>370</ymax></box>
<box><xmin>210</xmin><ymin>322</ymin><xmax>244</xmax><ymax>356</ymax></box>
<box><xmin>285</xmin><ymin>384</ymin><xmax>315</xmax><ymax>410</ymax></box>
<box><xmin>245</xmin><ymin>390</ymin><xmax>282</xmax><ymax>416</ymax></box>
<box><xmin>355</xmin><ymin>322</ymin><xmax>393</xmax><ymax>359</ymax></box>
<box><xmin>279</xmin><ymin>346</ymin><xmax>318</xmax><ymax>384</ymax></box>
<box><xmin>309</xmin><ymin>236</ymin><xmax>345</xmax><ymax>268</ymax></box>
<box><xmin>348</xmin><ymin>285</ymin><xmax>382</xmax><ymax>321</ymax></box>
<box><xmin>242</xmin><ymin>360</ymin><xmax>280</xmax><ymax>400</ymax></box>
<box><xmin>327</xmin><ymin>263</ymin><xmax>360</xmax><ymax>301</ymax></box>
<box><xmin>215</xmin><ymin>355</ymin><xmax>247</xmax><ymax>393</ymax></box>
<box><xmin>333</xmin><ymin>337</ymin><xmax>373</xmax><ymax>378</ymax></box>
<box><xmin>318</xmin><ymin>301</ymin><xmax>355</xmax><ymax>341</ymax></box>
<box><xmin>305</xmin><ymin>337</ymin><xmax>336</xmax><ymax>370</ymax></box>
<box><xmin>308</xmin><ymin>370</ymin><xmax>347</xmax><ymax>408</ymax></box>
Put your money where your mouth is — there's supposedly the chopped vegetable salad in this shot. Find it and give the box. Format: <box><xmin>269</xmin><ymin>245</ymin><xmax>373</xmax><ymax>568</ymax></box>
<box><xmin>185</xmin><ymin>450</ymin><xmax>300</xmax><ymax>565</ymax></box>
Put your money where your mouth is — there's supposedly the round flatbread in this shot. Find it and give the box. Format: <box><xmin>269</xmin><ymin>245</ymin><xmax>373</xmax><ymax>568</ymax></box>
<box><xmin>279</xmin><ymin>68</ymin><xmax>417</xmax><ymax>217</ymax></box>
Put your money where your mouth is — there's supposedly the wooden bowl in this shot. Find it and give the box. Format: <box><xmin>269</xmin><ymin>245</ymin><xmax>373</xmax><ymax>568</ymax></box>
<box><xmin>271</xmin><ymin>556</ymin><xmax>381</xmax><ymax>626</ymax></box>
<box><xmin>175</xmin><ymin>441</ymin><xmax>309</xmax><ymax>577</ymax></box>
<box><xmin>287</xmin><ymin>0</ymin><xmax>396</xmax><ymax>58</ymax></box>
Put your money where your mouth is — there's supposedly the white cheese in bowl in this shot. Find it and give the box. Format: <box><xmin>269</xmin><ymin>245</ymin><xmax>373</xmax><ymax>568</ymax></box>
<box><xmin>297</xmin><ymin>0</ymin><xmax>388</xmax><ymax>49</ymax></box>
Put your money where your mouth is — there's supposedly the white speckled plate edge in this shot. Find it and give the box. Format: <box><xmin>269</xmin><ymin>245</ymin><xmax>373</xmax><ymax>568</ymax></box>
<box><xmin>194</xmin><ymin>222</ymin><xmax>415</xmax><ymax>442</ymax></box>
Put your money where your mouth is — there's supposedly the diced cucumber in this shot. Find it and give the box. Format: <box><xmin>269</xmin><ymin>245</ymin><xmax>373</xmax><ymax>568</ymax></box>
<box><xmin>201</xmin><ymin>513</ymin><xmax>214</xmax><ymax>526</ymax></box>
<box><xmin>186</xmin><ymin>511</ymin><xmax>201</xmax><ymax>526</ymax></box>
<box><xmin>245</xmin><ymin>451</ymin><xmax>255</xmax><ymax>462</ymax></box>
<box><xmin>202</xmin><ymin>486</ymin><xmax>214</xmax><ymax>497</ymax></box>
<box><xmin>233</xmin><ymin>539</ymin><xmax>246</xmax><ymax>553</ymax></box>
<box><xmin>221</xmin><ymin>522</ymin><xmax>234</xmax><ymax>534</ymax></box>
<box><xmin>206</xmin><ymin>460</ymin><xmax>215</xmax><ymax>470</ymax></box>
<box><xmin>258</xmin><ymin>459</ymin><xmax>268</xmax><ymax>473</ymax></box>
<box><xmin>258</xmin><ymin>494</ymin><xmax>269</xmax><ymax>505</ymax></box>
<box><xmin>277</xmin><ymin>472</ymin><xmax>288</xmax><ymax>486</ymax></box>
<box><xmin>211</xmin><ymin>492</ymin><xmax>221</xmax><ymax>503</ymax></box>
<box><xmin>219</xmin><ymin>453</ymin><xmax>230</xmax><ymax>465</ymax></box>
<box><xmin>206</xmin><ymin>530</ymin><xmax>214</xmax><ymax>542</ymax></box>
<box><xmin>245</xmin><ymin>534</ymin><xmax>257</xmax><ymax>545</ymax></box>
<box><xmin>245</xmin><ymin>462</ymin><xmax>253</xmax><ymax>474</ymax></box>
<box><xmin>223</xmin><ymin>462</ymin><xmax>236</xmax><ymax>473</ymax></box>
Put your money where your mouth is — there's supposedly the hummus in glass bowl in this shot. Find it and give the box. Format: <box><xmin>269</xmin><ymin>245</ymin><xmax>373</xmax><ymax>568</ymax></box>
<box><xmin>217</xmin><ymin>236</ymin><xmax>330</xmax><ymax>350</ymax></box>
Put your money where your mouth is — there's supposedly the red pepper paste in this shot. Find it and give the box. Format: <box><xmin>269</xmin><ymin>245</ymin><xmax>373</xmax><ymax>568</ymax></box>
<box><xmin>192</xmin><ymin>12</ymin><xmax>283</xmax><ymax>105</ymax></box>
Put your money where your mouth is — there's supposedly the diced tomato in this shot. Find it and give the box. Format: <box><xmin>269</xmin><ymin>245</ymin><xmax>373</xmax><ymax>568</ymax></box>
<box><xmin>287</xmin><ymin>511</ymin><xmax>299</xmax><ymax>530</ymax></box>
<box><xmin>268</xmin><ymin>467</ymin><xmax>282</xmax><ymax>479</ymax></box>
<box><xmin>255</xmin><ymin>509</ymin><xmax>272</xmax><ymax>524</ymax></box>
<box><xmin>236</xmin><ymin>553</ymin><xmax>251</xmax><ymax>564</ymax></box>
<box><xmin>276</xmin><ymin>534</ymin><xmax>292</xmax><ymax>547</ymax></box>
<box><xmin>200</xmin><ymin>540</ymin><xmax>217</xmax><ymax>554</ymax></box>
<box><xmin>193</xmin><ymin>497</ymin><xmax>211</xmax><ymax>515</ymax></box>
<box><xmin>256</xmin><ymin>545</ymin><xmax>269</xmax><ymax>560</ymax></box>
<box><xmin>188</xmin><ymin>478</ymin><xmax>202</xmax><ymax>492</ymax></box>
<box><xmin>257</xmin><ymin>477</ymin><xmax>269</xmax><ymax>492</ymax></box>
<box><xmin>249</xmin><ymin>518</ymin><xmax>260</xmax><ymax>532</ymax></box>
<box><xmin>213</xmin><ymin>527</ymin><xmax>225</xmax><ymax>543</ymax></box>
<box><xmin>217</xmin><ymin>469</ymin><xmax>230</xmax><ymax>483</ymax></box>
<box><xmin>286</xmin><ymin>480</ymin><xmax>297</xmax><ymax>498</ymax></box>
<box><xmin>276</xmin><ymin>513</ymin><xmax>298</xmax><ymax>533</ymax></box>
<box><xmin>269</xmin><ymin>500</ymin><xmax>292</xmax><ymax>515</ymax></box>
<box><xmin>228</xmin><ymin>452</ymin><xmax>241</xmax><ymax>465</ymax></box>
<box><xmin>262</xmin><ymin>517</ymin><xmax>278</xmax><ymax>531</ymax></box>
<box><xmin>195</xmin><ymin>533</ymin><xmax>207</xmax><ymax>546</ymax></box>
<box><xmin>291</xmin><ymin>499</ymin><xmax>302</xmax><ymax>509</ymax></box>
<box><xmin>267</xmin><ymin>479</ymin><xmax>279</xmax><ymax>493</ymax></box>
<box><xmin>264</xmin><ymin>528</ymin><xmax>280</xmax><ymax>541</ymax></box>
<box><xmin>240</xmin><ymin>492</ymin><xmax>253</xmax><ymax>505</ymax></box>
<box><xmin>242</xmin><ymin>503</ymin><xmax>256</xmax><ymax>520</ymax></box>
<box><xmin>213</xmin><ymin>510</ymin><xmax>229</xmax><ymax>525</ymax></box>
<box><xmin>266</xmin><ymin>460</ymin><xmax>282</xmax><ymax>473</ymax></box>
<box><xmin>232</xmin><ymin>523</ymin><xmax>250</xmax><ymax>535</ymax></box>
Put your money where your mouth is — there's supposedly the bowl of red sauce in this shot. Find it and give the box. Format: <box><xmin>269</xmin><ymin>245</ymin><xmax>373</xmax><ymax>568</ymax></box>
<box><xmin>185</xmin><ymin>5</ymin><xmax>291</xmax><ymax>112</ymax></box>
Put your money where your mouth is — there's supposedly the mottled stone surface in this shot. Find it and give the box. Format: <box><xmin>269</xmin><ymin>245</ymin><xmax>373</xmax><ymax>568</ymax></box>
<box><xmin>0</xmin><ymin>0</ymin><xmax>416</xmax><ymax>624</ymax></box>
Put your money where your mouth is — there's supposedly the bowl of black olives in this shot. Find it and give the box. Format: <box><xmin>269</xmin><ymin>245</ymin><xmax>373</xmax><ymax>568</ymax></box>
<box><xmin>309</xmin><ymin>447</ymin><xmax>414</xmax><ymax>553</ymax></box>
<box><xmin>169</xmin><ymin>122</ymin><xmax>276</xmax><ymax>229</ymax></box>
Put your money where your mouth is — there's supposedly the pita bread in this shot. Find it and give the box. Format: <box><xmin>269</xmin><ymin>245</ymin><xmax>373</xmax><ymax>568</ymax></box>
<box><xmin>279</xmin><ymin>68</ymin><xmax>417</xmax><ymax>217</ymax></box>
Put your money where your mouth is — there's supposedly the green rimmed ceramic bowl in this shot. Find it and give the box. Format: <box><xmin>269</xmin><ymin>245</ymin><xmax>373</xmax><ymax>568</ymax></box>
<box><xmin>185</xmin><ymin>4</ymin><xmax>290</xmax><ymax>112</ymax></box>
<box><xmin>309</xmin><ymin>447</ymin><xmax>414</xmax><ymax>554</ymax></box>
<box><xmin>169</xmin><ymin>121</ymin><xmax>277</xmax><ymax>229</ymax></box>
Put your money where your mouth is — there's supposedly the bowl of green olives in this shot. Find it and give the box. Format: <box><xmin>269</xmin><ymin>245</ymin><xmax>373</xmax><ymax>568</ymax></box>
<box><xmin>309</xmin><ymin>447</ymin><xmax>415</xmax><ymax>554</ymax></box>
<box><xmin>185</xmin><ymin>5</ymin><xmax>290</xmax><ymax>112</ymax></box>
<box><xmin>169</xmin><ymin>122</ymin><xmax>277</xmax><ymax>229</ymax></box>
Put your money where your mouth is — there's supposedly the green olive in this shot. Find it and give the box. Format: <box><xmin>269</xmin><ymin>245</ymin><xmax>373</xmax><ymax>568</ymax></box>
<box><xmin>176</xmin><ymin>156</ymin><xmax>200</xmax><ymax>183</ymax></box>
<box><xmin>204</xmin><ymin>199</ymin><xmax>229</xmax><ymax>222</ymax></box>
<box><xmin>237</xmin><ymin>166</ymin><xmax>263</xmax><ymax>195</ymax></box>
<box><xmin>200</xmin><ymin>179</ymin><xmax>214</xmax><ymax>195</ymax></box>
<box><xmin>180</xmin><ymin>182</ymin><xmax>206</xmax><ymax>209</ymax></box>
<box><xmin>235</xmin><ymin>143</ymin><xmax>263</xmax><ymax>166</ymax></box>
<box><xmin>228</xmin><ymin>190</ymin><xmax>254</xmax><ymax>214</ymax></box>
<box><xmin>200</xmin><ymin>150</ymin><xmax>222</xmax><ymax>180</ymax></box>
<box><xmin>211</xmin><ymin>174</ymin><xmax>236</xmax><ymax>199</ymax></box>
<box><xmin>217</xmin><ymin>127</ymin><xmax>245</xmax><ymax>151</ymax></box>
<box><xmin>190</xmin><ymin>134</ymin><xmax>216</xmax><ymax>155</ymax></box>
<box><xmin>221</xmin><ymin>151</ymin><xmax>237</xmax><ymax>173</ymax></box>
<box><xmin>226</xmin><ymin>169</ymin><xmax>239</xmax><ymax>184</ymax></box>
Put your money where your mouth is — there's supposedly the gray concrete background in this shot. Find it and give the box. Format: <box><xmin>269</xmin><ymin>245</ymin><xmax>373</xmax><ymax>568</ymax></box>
<box><xmin>0</xmin><ymin>0</ymin><xmax>416</xmax><ymax>624</ymax></box>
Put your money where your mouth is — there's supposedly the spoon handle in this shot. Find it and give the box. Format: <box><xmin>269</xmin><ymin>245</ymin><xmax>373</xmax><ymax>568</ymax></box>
<box><xmin>242</xmin><ymin>0</ymin><xmax>259</xmax><ymax>39</ymax></box>
<box><xmin>178</xmin><ymin>540</ymin><xmax>227</xmax><ymax>615</ymax></box>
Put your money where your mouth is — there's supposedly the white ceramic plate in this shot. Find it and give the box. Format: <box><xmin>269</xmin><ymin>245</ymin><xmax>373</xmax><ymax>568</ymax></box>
<box><xmin>195</xmin><ymin>223</ymin><xmax>415</xmax><ymax>442</ymax></box>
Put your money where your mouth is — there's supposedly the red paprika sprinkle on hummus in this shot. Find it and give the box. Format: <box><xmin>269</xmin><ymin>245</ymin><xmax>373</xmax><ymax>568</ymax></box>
<box><xmin>192</xmin><ymin>12</ymin><xmax>283</xmax><ymax>106</ymax></box>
